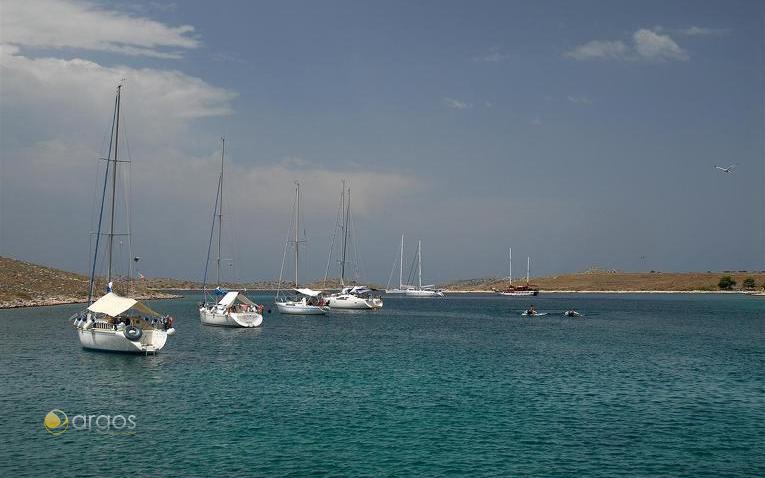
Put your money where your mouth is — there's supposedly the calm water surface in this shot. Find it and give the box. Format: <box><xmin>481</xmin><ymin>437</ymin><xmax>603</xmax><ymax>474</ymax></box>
<box><xmin>0</xmin><ymin>293</ymin><xmax>763</xmax><ymax>476</ymax></box>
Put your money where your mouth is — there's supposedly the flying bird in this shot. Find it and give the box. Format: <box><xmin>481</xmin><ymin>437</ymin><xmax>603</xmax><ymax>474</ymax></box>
<box><xmin>714</xmin><ymin>164</ymin><xmax>736</xmax><ymax>173</ymax></box>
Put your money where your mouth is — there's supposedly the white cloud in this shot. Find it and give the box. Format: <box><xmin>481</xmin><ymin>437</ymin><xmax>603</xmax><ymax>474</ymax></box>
<box><xmin>443</xmin><ymin>97</ymin><xmax>472</xmax><ymax>109</ymax></box>
<box><xmin>564</xmin><ymin>40</ymin><xmax>629</xmax><ymax>60</ymax></box>
<box><xmin>1</xmin><ymin>0</ymin><xmax>198</xmax><ymax>58</ymax></box>
<box><xmin>567</xmin><ymin>96</ymin><xmax>592</xmax><ymax>105</ymax></box>
<box><xmin>633</xmin><ymin>29</ymin><xmax>688</xmax><ymax>61</ymax></box>
<box><xmin>0</xmin><ymin>46</ymin><xmax>422</xmax><ymax>279</ymax></box>
<box><xmin>0</xmin><ymin>2</ymin><xmax>428</xmax><ymax>282</ymax></box>
<box><xmin>565</xmin><ymin>28</ymin><xmax>688</xmax><ymax>62</ymax></box>
<box><xmin>677</xmin><ymin>26</ymin><xmax>728</xmax><ymax>37</ymax></box>
<box><xmin>0</xmin><ymin>46</ymin><xmax>236</xmax><ymax>145</ymax></box>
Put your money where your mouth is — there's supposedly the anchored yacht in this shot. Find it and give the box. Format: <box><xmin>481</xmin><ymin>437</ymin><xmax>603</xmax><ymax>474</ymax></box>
<box><xmin>275</xmin><ymin>182</ymin><xmax>329</xmax><ymax>315</ymax></box>
<box><xmin>198</xmin><ymin>137</ymin><xmax>264</xmax><ymax>327</ymax></box>
<box><xmin>71</xmin><ymin>84</ymin><xmax>175</xmax><ymax>354</ymax></box>
<box><xmin>324</xmin><ymin>181</ymin><xmax>383</xmax><ymax>309</ymax></box>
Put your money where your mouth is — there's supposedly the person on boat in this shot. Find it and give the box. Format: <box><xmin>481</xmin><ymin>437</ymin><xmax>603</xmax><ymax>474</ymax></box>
<box><xmin>526</xmin><ymin>305</ymin><xmax>536</xmax><ymax>316</ymax></box>
<box><xmin>565</xmin><ymin>310</ymin><xmax>581</xmax><ymax>317</ymax></box>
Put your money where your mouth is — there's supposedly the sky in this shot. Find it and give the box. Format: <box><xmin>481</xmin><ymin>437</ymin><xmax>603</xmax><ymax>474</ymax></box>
<box><xmin>0</xmin><ymin>0</ymin><xmax>763</xmax><ymax>284</ymax></box>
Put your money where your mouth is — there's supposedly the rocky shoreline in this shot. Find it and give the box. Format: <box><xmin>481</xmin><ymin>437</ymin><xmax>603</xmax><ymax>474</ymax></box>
<box><xmin>0</xmin><ymin>291</ymin><xmax>183</xmax><ymax>309</ymax></box>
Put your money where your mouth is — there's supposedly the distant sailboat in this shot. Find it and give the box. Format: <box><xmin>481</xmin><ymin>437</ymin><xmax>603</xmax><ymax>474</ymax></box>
<box><xmin>198</xmin><ymin>137</ymin><xmax>264</xmax><ymax>327</ymax></box>
<box><xmin>385</xmin><ymin>234</ymin><xmax>408</xmax><ymax>294</ymax></box>
<box><xmin>493</xmin><ymin>248</ymin><xmax>539</xmax><ymax>296</ymax></box>
<box><xmin>71</xmin><ymin>84</ymin><xmax>175</xmax><ymax>353</ymax></box>
<box><xmin>275</xmin><ymin>181</ymin><xmax>329</xmax><ymax>315</ymax></box>
<box><xmin>324</xmin><ymin>181</ymin><xmax>383</xmax><ymax>309</ymax></box>
<box><xmin>404</xmin><ymin>240</ymin><xmax>445</xmax><ymax>297</ymax></box>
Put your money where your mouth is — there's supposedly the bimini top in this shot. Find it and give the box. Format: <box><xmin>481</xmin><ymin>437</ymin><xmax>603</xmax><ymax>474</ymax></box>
<box><xmin>349</xmin><ymin>286</ymin><xmax>372</xmax><ymax>295</ymax></box>
<box><xmin>294</xmin><ymin>288</ymin><xmax>322</xmax><ymax>297</ymax></box>
<box><xmin>87</xmin><ymin>292</ymin><xmax>161</xmax><ymax>317</ymax></box>
<box><xmin>218</xmin><ymin>291</ymin><xmax>256</xmax><ymax>307</ymax></box>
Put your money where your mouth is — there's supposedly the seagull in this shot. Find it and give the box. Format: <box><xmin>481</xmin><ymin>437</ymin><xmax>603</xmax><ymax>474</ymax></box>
<box><xmin>715</xmin><ymin>164</ymin><xmax>736</xmax><ymax>173</ymax></box>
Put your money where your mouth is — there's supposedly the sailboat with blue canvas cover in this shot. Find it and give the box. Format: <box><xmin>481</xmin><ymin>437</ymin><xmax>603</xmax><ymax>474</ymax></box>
<box><xmin>323</xmin><ymin>181</ymin><xmax>383</xmax><ymax>309</ymax></box>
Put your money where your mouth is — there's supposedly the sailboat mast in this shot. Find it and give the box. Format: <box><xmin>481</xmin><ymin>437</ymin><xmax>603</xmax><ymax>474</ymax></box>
<box><xmin>399</xmin><ymin>234</ymin><xmax>404</xmax><ymax>289</ymax></box>
<box><xmin>340</xmin><ymin>188</ymin><xmax>351</xmax><ymax>284</ymax></box>
<box><xmin>88</xmin><ymin>87</ymin><xmax>119</xmax><ymax>303</ymax></box>
<box><xmin>295</xmin><ymin>181</ymin><xmax>300</xmax><ymax>288</ymax></box>
<box><xmin>509</xmin><ymin>247</ymin><xmax>513</xmax><ymax>285</ymax></box>
<box><xmin>339</xmin><ymin>180</ymin><xmax>346</xmax><ymax>285</ymax></box>
<box><xmin>526</xmin><ymin>256</ymin><xmax>530</xmax><ymax>284</ymax></box>
<box><xmin>418</xmin><ymin>240</ymin><xmax>422</xmax><ymax>289</ymax></box>
<box><xmin>216</xmin><ymin>137</ymin><xmax>224</xmax><ymax>286</ymax></box>
<box><xmin>106</xmin><ymin>84</ymin><xmax>121</xmax><ymax>284</ymax></box>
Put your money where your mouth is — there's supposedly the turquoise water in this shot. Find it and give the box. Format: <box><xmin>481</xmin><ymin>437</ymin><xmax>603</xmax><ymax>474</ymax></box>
<box><xmin>0</xmin><ymin>293</ymin><xmax>763</xmax><ymax>476</ymax></box>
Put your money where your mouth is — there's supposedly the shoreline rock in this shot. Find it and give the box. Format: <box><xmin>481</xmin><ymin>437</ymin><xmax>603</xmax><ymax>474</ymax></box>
<box><xmin>0</xmin><ymin>292</ymin><xmax>183</xmax><ymax>310</ymax></box>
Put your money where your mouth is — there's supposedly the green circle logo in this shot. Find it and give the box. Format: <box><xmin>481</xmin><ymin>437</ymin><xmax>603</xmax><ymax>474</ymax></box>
<box><xmin>44</xmin><ymin>409</ymin><xmax>69</xmax><ymax>436</ymax></box>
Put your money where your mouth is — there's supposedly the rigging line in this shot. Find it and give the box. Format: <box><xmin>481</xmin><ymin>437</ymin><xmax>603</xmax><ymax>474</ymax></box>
<box><xmin>350</xmin><ymin>207</ymin><xmax>362</xmax><ymax>283</ymax></box>
<box><xmin>122</xmin><ymin>159</ymin><xmax>133</xmax><ymax>295</ymax></box>
<box><xmin>88</xmin><ymin>87</ymin><xmax>119</xmax><ymax>303</ymax></box>
<box><xmin>87</xmin><ymin>158</ymin><xmax>104</xmax><ymax>289</ymax></box>
<box><xmin>226</xmin><ymin>202</ymin><xmax>242</xmax><ymax>286</ymax></box>
<box><xmin>230</xmin><ymin>220</ymin><xmax>240</xmax><ymax>286</ymax></box>
<box><xmin>276</xmin><ymin>189</ymin><xmax>297</xmax><ymax>297</ymax></box>
<box><xmin>340</xmin><ymin>183</ymin><xmax>350</xmax><ymax>284</ymax></box>
<box><xmin>406</xmin><ymin>243</ymin><xmax>417</xmax><ymax>286</ymax></box>
<box><xmin>386</xmin><ymin>249</ymin><xmax>397</xmax><ymax>290</ymax></box>
<box><xmin>120</xmin><ymin>93</ymin><xmax>135</xmax><ymax>294</ymax></box>
<box><xmin>323</xmin><ymin>185</ymin><xmax>344</xmax><ymax>288</ymax></box>
<box><xmin>201</xmin><ymin>168</ymin><xmax>222</xmax><ymax>301</ymax></box>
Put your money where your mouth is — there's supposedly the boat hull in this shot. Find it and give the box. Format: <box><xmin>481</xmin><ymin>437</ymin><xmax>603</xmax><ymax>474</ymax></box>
<box><xmin>326</xmin><ymin>294</ymin><xmax>383</xmax><ymax>309</ymax></box>
<box><xmin>498</xmin><ymin>290</ymin><xmax>538</xmax><ymax>296</ymax></box>
<box><xmin>77</xmin><ymin>327</ymin><xmax>168</xmax><ymax>353</ymax></box>
<box><xmin>275</xmin><ymin>301</ymin><xmax>329</xmax><ymax>315</ymax></box>
<box><xmin>199</xmin><ymin>308</ymin><xmax>263</xmax><ymax>327</ymax></box>
<box><xmin>404</xmin><ymin>289</ymin><xmax>445</xmax><ymax>297</ymax></box>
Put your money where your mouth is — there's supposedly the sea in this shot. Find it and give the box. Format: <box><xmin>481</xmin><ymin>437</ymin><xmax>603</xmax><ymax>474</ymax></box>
<box><xmin>0</xmin><ymin>292</ymin><xmax>763</xmax><ymax>477</ymax></box>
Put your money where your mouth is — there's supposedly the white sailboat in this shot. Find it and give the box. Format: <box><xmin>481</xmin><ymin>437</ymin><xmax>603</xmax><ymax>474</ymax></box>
<box><xmin>324</xmin><ymin>181</ymin><xmax>383</xmax><ymax>309</ymax></box>
<box><xmin>385</xmin><ymin>234</ymin><xmax>408</xmax><ymax>294</ymax></box>
<box><xmin>493</xmin><ymin>248</ymin><xmax>539</xmax><ymax>296</ymax></box>
<box><xmin>275</xmin><ymin>181</ymin><xmax>330</xmax><ymax>315</ymax></box>
<box><xmin>404</xmin><ymin>240</ymin><xmax>445</xmax><ymax>297</ymax></box>
<box><xmin>198</xmin><ymin>137</ymin><xmax>264</xmax><ymax>327</ymax></box>
<box><xmin>71</xmin><ymin>84</ymin><xmax>175</xmax><ymax>354</ymax></box>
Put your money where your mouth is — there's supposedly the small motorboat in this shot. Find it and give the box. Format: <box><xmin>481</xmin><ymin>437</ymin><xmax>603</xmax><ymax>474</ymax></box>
<box><xmin>564</xmin><ymin>310</ymin><xmax>583</xmax><ymax>318</ymax></box>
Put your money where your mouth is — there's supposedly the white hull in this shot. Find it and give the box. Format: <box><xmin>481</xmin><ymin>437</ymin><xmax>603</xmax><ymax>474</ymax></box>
<box><xmin>199</xmin><ymin>308</ymin><xmax>263</xmax><ymax>327</ymax></box>
<box><xmin>275</xmin><ymin>301</ymin><xmax>329</xmax><ymax>315</ymax></box>
<box><xmin>326</xmin><ymin>294</ymin><xmax>383</xmax><ymax>309</ymax></box>
<box><xmin>404</xmin><ymin>289</ymin><xmax>445</xmax><ymax>297</ymax></box>
<box><xmin>498</xmin><ymin>291</ymin><xmax>538</xmax><ymax>296</ymax></box>
<box><xmin>77</xmin><ymin>327</ymin><xmax>168</xmax><ymax>354</ymax></box>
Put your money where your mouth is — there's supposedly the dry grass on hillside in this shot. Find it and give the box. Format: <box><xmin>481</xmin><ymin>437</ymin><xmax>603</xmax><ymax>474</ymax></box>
<box><xmin>442</xmin><ymin>271</ymin><xmax>765</xmax><ymax>292</ymax></box>
<box><xmin>0</xmin><ymin>256</ymin><xmax>178</xmax><ymax>307</ymax></box>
